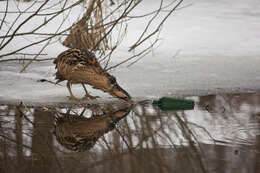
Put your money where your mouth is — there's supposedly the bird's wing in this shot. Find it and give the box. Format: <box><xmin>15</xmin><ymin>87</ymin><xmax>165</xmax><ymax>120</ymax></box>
<box><xmin>66</xmin><ymin>49</ymin><xmax>104</xmax><ymax>71</ymax></box>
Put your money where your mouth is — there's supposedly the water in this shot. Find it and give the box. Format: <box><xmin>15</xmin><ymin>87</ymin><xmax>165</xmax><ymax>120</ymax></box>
<box><xmin>0</xmin><ymin>92</ymin><xmax>259</xmax><ymax>173</ymax></box>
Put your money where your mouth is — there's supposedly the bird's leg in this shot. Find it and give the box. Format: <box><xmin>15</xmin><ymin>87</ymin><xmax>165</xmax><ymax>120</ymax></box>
<box><xmin>67</xmin><ymin>81</ymin><xmax>81</xmax><ymax>101</ymax></box>
<box><xmin>81</xmin><ymin>83</ymin><xmax>100</xmax><ymax>99</ymax></box>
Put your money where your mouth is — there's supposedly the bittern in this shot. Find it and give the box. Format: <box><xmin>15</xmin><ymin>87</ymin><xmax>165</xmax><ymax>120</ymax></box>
<box><xmin>54</xmin><ymin>107</ymin><xmax>131</xmax><ymax>151</ymax></box>
<box><xmin>53</xmin><ymin>48</ymin><xmax>131</xmax><ymax>101</ymax></box>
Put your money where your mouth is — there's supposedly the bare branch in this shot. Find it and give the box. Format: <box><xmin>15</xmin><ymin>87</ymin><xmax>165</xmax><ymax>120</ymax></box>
<box><xmin>0</xmin><ymin>58</ymin><xmax>54</xmax><ymax>63</ymax></box>
<box><xmin>20</xmin><ymin>0</ymin><xmax>70</xmax><ymax>72</ymax></box>
<box><xmin>91</xmin><ymin>0</ymin><xmax>141</xmax><ymax>51</ymax></box>
<box><xmin>0</xmin><ymin>0</ymin><xmax>82</xmax><ymax>40</ymax></box>
<box><xmin>0</xmin><ymin>1</ymin><xmax>38</xmax><ymax>47</ymax></box>
<box><xmin>106</xmin><ymin>39</ymin><xmax>159</xmax><ymax>71</ymax></box>
<box><xmin>0</xmin><ymin>0</ymin><xmax>50</xmax><ymax>51</ymax></box>
<box><xmin>129</xmin><ymin>0</ymin><xmax>164</xmax><ymax>49</ymax></box>
<box><xmin>0</xmin><ymin>0</ymin><xmax>183</xmax><ymax>70</ymax></box>
<box><xmin>129</xmin><ymin>0</ymin><xmax>183</xmax><ymax>51</ymax></box>
<box><xmin>0</xmin><ymin>0</ymin><xmax>8</xmax><ymax>30</ymax></box>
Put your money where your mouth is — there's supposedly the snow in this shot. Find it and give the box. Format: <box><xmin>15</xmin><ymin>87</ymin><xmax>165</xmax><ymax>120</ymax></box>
<box><xmin>0</xmin><ymin>0</ymin><xmax>260</xmax><ymax>106</ymax></box>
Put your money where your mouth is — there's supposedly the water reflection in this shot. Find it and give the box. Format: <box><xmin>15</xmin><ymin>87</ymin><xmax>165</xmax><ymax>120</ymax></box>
<box><xmin>54</xmin><ymin>105</ymin><xmax>132</xmax><ymax>152</ymax></box>
<box><xmin>0</xmin><ymin>93</ymin><xmax>259</xmax><ymax>173</ymax></box>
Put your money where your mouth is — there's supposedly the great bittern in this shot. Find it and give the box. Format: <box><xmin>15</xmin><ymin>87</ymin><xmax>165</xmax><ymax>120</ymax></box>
<box><xmin>54</xmin><ymin>107</ymin><xmax>131</xmax><ymax>151</ymax></box>
<box><xmin>53</xmin><ymin>48</ymin><xmax>131</xmax><ymax>101</ymax></box>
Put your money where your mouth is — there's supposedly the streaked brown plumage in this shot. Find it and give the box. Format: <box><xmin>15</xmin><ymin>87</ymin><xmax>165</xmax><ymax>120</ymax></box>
<box><xmin>54</xmin><ymin>107</ymin><xmax>131</xmax><ymax>151</ymax></box>
<box><xmin>53</xmin><ymin>48</ymin><xmax>131</xmax><ymax>101</ymax></box>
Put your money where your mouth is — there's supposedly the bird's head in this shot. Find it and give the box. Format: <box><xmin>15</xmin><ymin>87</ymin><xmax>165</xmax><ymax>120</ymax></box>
<box><xmin>106</xmin><ymin>75</ymin><xmax>131</xmax><ymax>101</ymax></box>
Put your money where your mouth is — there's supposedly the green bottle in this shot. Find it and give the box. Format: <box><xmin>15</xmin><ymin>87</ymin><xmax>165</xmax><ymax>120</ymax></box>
<box><xmin>152</xmin><ymin>97</ymin><xmax>195</xmax><ymax>111</ymax></box>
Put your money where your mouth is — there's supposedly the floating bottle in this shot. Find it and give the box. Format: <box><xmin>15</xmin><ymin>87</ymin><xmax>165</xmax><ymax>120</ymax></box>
<box><xmin>152</xmin><ymin>97</ymin><xmax>195</xmax><ymax>111</ymax></box>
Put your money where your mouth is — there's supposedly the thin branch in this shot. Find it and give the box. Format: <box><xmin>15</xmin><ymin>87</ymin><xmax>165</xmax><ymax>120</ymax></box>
<box><xmin>0</xmin><ymin>0</ymin><xmax>82</xmax><ymax>40</ymax></box>
<box><xmin>127</xmin><ymin>1</ymin><xmax>191</xmax><ymax>19</ymax></box>
<box><xmin>0</xmin><ymin>58</ymin><xmax>54</xmax><ymax>63</ymax></box>
<box><xmin>106</xmin><ymin>39</ymin><xmax>159</xmax><ymax>71</ymax></box>
<box><xmin>20</xmin><ymin>0</ymin><xmax>70</xmax><ymax>72</ymax></box>
<box><xmin>0</xmin><ymin>0</ymin><xmax>8</xmax><ymax>30</ymax></box>
<box><xmin>14</xmin><ymin>53</ymin><xmax>47</xmax><ymax>56</ymax></box>
<box><xmin>0</xmin><ymin>0</ymin><xmax>50</xmax><ymax>51</ymax></box>
<box><xmin>0</xmin><ymin>0</ymin><xmax>183</xmax><ymax>70</ymax></box>
<box><xmin>0</xmin><ymin>0</ymin><xmax>63</xmax><ymax>15</ymax></box>
<box><xmin>129</xmin><ymin>0</ymin><xmax>183</xmax><ymax>51</ymax></box>
<box><xmin>0</xmin><ymin>32</ymin><xmax>68</xmax><ymax>39</ymax></box>
<box><xmin>102</xmin><ymin>14</ymin><xmax>128</xmax><ymax>69</ymax></box>
<box><xmin>126</xmin><ymin>42</ymin><xmax>157</xmax><ymax>68</ymax></box>
<box><xmin>0</xmin><ymin>21</ymin><xmax>75</xmax><ymax>59</ymax></box>
<box><xmin>91</xmin><ymin>0</ymin><xmax>141</xmax><ymax>51</ymax></box>
<box><xmin>129</xmin><ymin>0</ymin><xmax>164</xmax><ymax>48</ymax></box>
<box><xmin>0</xmin><ymin>1</ymin><xmax>38</xmax><ymax>47</ymax></box>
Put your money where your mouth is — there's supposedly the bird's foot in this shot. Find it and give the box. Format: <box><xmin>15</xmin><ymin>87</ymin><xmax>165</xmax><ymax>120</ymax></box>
<box><xmin>83</xmin><ymin>94</ymin><xmax>100</xmax><ymax>100</ymax></box>
<box><xmin>67</xmin><ymin>95</ymin><xmax>81</xmax><ymax>101</ymax></box>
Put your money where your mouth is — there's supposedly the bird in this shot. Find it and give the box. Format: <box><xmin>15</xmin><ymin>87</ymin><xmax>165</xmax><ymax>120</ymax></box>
<box><xmin>54</xmin><ymin>106</ymin><xmax>131</xmax><ymax>152</ymax></box>
<box><xmin>53</xmin><ymin>48</ymin><xmax>131</xmax><ymax>101</ymax></box>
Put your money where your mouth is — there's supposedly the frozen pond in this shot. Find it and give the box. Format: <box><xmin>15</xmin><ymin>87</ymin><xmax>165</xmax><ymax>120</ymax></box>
<box><xmin>0</xmin><ymin>53</ymin><xmax>260</xmax><ymax>106</ymax></box>
<box><xmin>1</xmin><ymin>0</ymin><xmax>260</xmax><ymax>172</ymax></box>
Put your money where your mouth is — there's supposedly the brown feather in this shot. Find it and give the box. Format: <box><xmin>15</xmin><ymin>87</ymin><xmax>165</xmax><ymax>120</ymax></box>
<box><xmin>53</xmin><ymin>48</ymin><xmax>105</xmax><ymax>83</ymax></box>
<box><xmin>53</xmin><ymin>48</ymin><xmax>131</xmax><ymax>100</ymax></box>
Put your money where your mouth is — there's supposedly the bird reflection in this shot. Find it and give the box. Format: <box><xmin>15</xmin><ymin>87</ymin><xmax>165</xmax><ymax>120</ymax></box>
<box><xmin>54</xmin><ymin>105</ymin><xmax>132</xmax><ymax>152</ymax></box>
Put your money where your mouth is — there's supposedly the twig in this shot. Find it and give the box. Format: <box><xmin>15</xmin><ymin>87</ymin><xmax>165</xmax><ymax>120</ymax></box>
<box><xmin>0</xmin><ymin>0</ymin><xmax>183</xmax><ymax>71</ymax></box>
<box><xmin>0</xmin><ymin>22</ymin><xmax>75</xmax><ymax>59</ymax></box>
<box><xmin>37</xmin><ymin>79</ymin><xmax>62</xmax><ymax>86</ymax></box>
<box><xmin>0</xmin><ymin>57</ymin><xmax>54</xmax><ymax>63</ymax></box>
<box><xmin>20</xmin><ymin>0</ymin><xmax>70</xmax><ymax>72</ymax></box>
<box><xmin>129</xmin><ymin>0</ymin><xmax>164</xmax><ymax>50</ymax></box>
<box><xmin>0</xmin><ymin>0</ymin><xmax>8</xmax><ymax>30</ymax></box>
<box><xmin>0</xmin><ymin>11</ymin><xmax>35</xmax><ymax>14</ymax></box>
<box><xmin>91</xmin><ymin>0</ymin><xmax>141</xmax><ymax>51</ymax></box>
<box><xmin>0</xmin><ymin>0</ymin><xmax>50</xmax><ymax>51</ymax></box>
<box><xmin>126</xmin><ymin>46</ymin><xmax>154</xmax><ymax>68</ymax></box>
<box><xmin>14</xmin><ymin>53</ymin><xmax>47</xmax><ymax>56</ymax></box>
<box><xmin>127</xmin><ymin>39</ymin><xmax>161</xmax><ymax>68</ymax></box>
<box><xmin>102</xmin><ymin>17</ymin><xmax>128</xmax><ymax>69</ymax></box>
<box><xmin>0</xmin><ymin>1</ymin><xmax>38</xmax><ymax>47</ymax></box>
<box><xmin>127</xmin><ymin>2</ymin><xmax>192</xmax><ymax>19</ymax></box>
<box><xmin>106</xmin><ymin>39</ymin><xmax>159</xmax><ymax>71</ymax></box>
<box><xmin>0</xmin><ymin>0</ymin><xmax>82</xmax><ymax>40</ymax></box>
<box><xmin>129</xmin><ymin>0</ymin><xmax>183</xmax><ymax>51</ymax></box>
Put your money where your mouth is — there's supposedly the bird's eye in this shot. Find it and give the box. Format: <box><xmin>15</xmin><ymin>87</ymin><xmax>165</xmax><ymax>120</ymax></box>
<box><xmin>110</xmin><ymin>76</ymin><xmax>116</xmax><ymax>84</ymax></box>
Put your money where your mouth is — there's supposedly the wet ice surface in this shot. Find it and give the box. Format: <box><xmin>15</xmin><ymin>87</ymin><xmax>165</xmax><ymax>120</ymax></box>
<box><xmin>1</xmin><ymin>54</ymin><xmax>260</xmax><ymax>107</ymax></box>
<box><xmin>0</xmin><ymin>93</ymin><xmax>259</xmax><ymax>173</ymax></box>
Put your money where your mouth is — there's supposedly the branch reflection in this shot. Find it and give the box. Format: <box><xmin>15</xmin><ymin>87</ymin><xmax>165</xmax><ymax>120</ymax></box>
<box><xmin>0</xmin><ymin>93</ymin><xmax>259</xmax><ymax>173</ymax></box>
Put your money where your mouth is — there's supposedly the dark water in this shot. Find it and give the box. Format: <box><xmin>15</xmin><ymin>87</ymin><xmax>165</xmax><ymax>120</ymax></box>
<box><xmin>0</xmin><ymin>93</ymin><xmax>259</xmax><ymax>173</ymax></box>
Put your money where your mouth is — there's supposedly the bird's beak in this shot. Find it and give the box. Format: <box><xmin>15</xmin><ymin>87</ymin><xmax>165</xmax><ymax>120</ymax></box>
<box><xmin>111</xmin><ymin>83</ymin><xmax>131</xmax><ymax>101</ymax></box>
